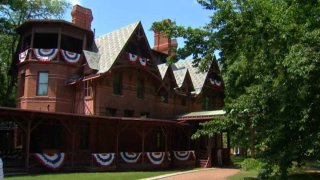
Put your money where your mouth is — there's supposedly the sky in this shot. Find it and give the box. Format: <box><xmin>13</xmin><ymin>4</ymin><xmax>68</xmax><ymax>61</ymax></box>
<box><xmin>64</xmin><ymin>0</ymin><xmax>212</xmax><ymax>48</ymax></box>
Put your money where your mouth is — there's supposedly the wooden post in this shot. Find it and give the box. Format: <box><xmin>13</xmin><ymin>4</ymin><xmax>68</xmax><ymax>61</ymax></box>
<box><xmin>141</xmin><ymin>126</ymin><xmax>145</xmax><ymax>165</ymax></box>
<box><xmin>115</xmin><ymin>123</ymin><xmax>120</xmax><ymax>169</ymax></box>
<box><xmin>207</xmin><ymin>136</ymin><xmax>212</xmax><ymax>168</ymax></box>
<box><xmin>25</xmin><ymin>119</ymin><xmax>32</xmax><ymax>171</ymax></box>
<box><xmin>29</xmin><ymin>28</ymin><xmax>35</xmax><ymax>60</ymax></box>
<box><xmin>71</xmin><ymin>123</ymin><xmax>76</xmax><ymax>169</ymax></box>
<box><xmin>57</xmin><ymin>28</ymin><xmax>62</xmax><ymax>61</ymax></box>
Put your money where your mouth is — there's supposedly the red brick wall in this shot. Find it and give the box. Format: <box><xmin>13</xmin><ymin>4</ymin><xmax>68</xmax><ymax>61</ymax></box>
<box><xmin>17</xmin><ymin>61</ymin><xmax>79</xmax><ymax>113</ymax></box>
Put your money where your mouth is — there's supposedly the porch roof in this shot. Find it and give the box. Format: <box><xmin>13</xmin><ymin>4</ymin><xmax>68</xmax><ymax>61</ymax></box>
<box><xmin>0</xmin><ymin>107</ymin><xmax>189</xmax><ymax>127</ymax></box>
<box><xmin>177</xmin><ymin>110</ymin><xmax>225</xmax><ymax>121</ymax></box>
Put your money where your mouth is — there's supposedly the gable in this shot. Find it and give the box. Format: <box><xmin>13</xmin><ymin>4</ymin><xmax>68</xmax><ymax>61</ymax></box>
<box><xmin>83</xmin><ymin>21</ymin><xmax>161</xmax><ymax>81</ymax></box>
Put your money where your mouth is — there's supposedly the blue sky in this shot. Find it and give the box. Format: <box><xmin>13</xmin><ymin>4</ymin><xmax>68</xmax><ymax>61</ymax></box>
<box><xmin>64</xmin><ymin>0</ymin><xmax>212</xmax><ymax>48</ymax></box>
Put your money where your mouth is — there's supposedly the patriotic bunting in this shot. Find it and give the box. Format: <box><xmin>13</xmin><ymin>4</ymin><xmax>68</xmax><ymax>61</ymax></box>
<box><xmin>127</xmin><ymin>52</ymin><xmax>148</xmax><ymax>67</ymax></box>
<box><xmin>173</xmin><ymin>151</ymin><xmax>195</xmax><ymax>161</ymax></box>
<box><xmin>33</xmin><ymin>48</ymin><xmax>58</xmax><ymax>62</ymax></box>
<box><xmin>146</xmin><ymin>152</ymin><xmax>165</xmax><ymax>165</ymax></box>
<box><xmin>128</xmin><ymin>53</ymin><xmax>138</xmax><ymax>64</ymax></box>
<box><xmin>92</xmin><ymin>153</ymin><xmax>115</xmax><ymax>167</ymax></box>
<box><xmin>19</xmin><ymin>49</ymin><xmax>29</xmax><ymax>63</ymax></box>
<box><xmin>61</xmin><ymin>50</ymin><xmax>81</xmax><ymax>63</ymax></box>
<box><xmin>139</xmin><ymin>57</ymin><xmax>147</xmax><ymax>67</ymax></box>
<box><xmin>210</xmin><ymin>78</ymin><xmax>222</xmax><ymax>87</ymax></box>
<box><xmin>33</xmin><ymin>152</ymin><xmax>65</xmax><ymax>170</ymax></box>
<box><xmin>120</xmin><ymin>152</ymin><xmax>141</xmax><ymax>163</ymax></box>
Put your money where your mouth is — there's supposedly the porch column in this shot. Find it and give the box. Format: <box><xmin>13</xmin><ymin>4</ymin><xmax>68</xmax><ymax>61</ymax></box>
<box><xmin>115</xmin><ymin>123</ymin><xmax>120</xmax><ymax>169</ymax></box>
<box><xmin>141</xmin><ymin>126</ymin><xmax>145</xmax><ymax>164</ymax></box>
<box><xmin>207</xmin><ymin>136</ymin><xmax>212</xmax><ymax>168</ymax></box>
<box><xmin>71</xmin><ymin>123</ymin><xmax>76</xmax><ymax>168</ymax></box>
<box><xmin>25</xmin><ymin>119</ymin><xmax>31</xmax><ymax>171</ymax></box>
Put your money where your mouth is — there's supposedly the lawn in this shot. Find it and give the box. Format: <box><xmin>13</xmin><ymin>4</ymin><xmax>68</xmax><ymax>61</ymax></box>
<box><xmin>228</xmin><ymin>156</ymin><xmax>320</xmax><ymax>180</ymax></box>
<box><xmin>5</xmin><ymin>170</ymin><xmax>185</xmax><ymax>180</ymax></box>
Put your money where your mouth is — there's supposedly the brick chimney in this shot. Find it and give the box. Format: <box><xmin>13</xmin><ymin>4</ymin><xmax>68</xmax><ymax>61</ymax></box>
<box><xmin>153</xmin><ymin>20</ymin><xmax>178</xmax><ymax>56</ymax></box>
<box><xmin>71</xmin><ymin>5</ymin><xmax>93</xmax><ymax>30</ymax></box>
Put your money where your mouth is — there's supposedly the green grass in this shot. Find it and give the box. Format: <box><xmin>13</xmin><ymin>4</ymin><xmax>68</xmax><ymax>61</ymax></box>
<box><xmin>228</xmin><ymin>156</ymin><xmax>320</xmax><ymax>180</ymax></box>
<box><xmin>228</xmin><ymin>170</ymin><xmax>258</xmax><ymax>180</ymax></box>
<box><xmin>5</xmin><ymin>170</ymin><xmax>184</xmax><ymax>180</ymax></box>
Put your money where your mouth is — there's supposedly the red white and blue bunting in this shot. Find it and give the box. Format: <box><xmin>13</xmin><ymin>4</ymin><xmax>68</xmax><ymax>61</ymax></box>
<box><xmin>127</xmin><ymin>52</ymin><xmax>148</xmax><ymax>67</ymax></box>
<box><xmin>92</xmin><ymin>153</ymin><xmax>115</xmax><ymax>167</ymax></box>
<box><xmin>128</xmin><ymin>53</ymin><xmax>138</xmax><ymax>64</ymax></box>
<box><xmin>120</xmin><ymin>152</ymin><xmax>141</xmax><ymax>163</ymax></box>
<box><xmin>61</xmin><ymin>50</ymin><xmax>81</xmax><ymax>64</ymax></box>
<box><xmin>210</xmin><ymin>78</ymin><xmax>222</xmax><ymax>87</ymax></box>
<box><xmin>33</xmin><ymin>48</ymin><xmax>58</xmax><ymax>62</ymax></box>
<box><xmin>33</xmin><ymin>152</ymin><xmax>65</xmax><ymax>170</ymax></box>
<box><xmin>173</xmin><ymin>151</ymin><xmax>195</xmax><ymax>161</ymax></box>
<box><xmin>146</xmin><ymin>152</ymin><xmax>165</xmax><ymax>165</ymax></box>
<box><xmin>139</xmin><ymin>57</ymin><xmax>147</xmax><ymax>67</ymax></box>
<box><xmin>19</xmin><ymin>49</ymin><xmax>30</xmax><ymax>63</ymax></box>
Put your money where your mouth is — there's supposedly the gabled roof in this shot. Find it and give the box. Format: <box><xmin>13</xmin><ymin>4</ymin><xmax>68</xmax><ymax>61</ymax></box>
<box><xmin>157</xmin><ymin>60</ymin><xmax>209</xmax><ymax>95</ymax></box>
<box><xmin>84</xmin><ymin>21</ymin><xmax>140</xmax><ymax>73</ymax></box>
<box><xmin>173</xmin><ymin>60</ymin><xmax>208</xmax><ymax>95</ymax></box>
<box><xmin>157</xmin><ymin>63</ymin><xmax>169</xmax><ymax>79</ymax></box>
<box><xmin>172</xmin><ymin>67</ymin><xmax>188</xmax><ymax>88</ymax></box>
<box><xmin>83</xmin><ymin>50</ymin><xmax>100</xmax><ymax>70</ymax></box>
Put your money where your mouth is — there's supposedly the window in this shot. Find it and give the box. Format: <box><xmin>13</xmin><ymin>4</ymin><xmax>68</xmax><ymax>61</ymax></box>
<box><xmin>113</xmin><ymin>72</ymin><xmax>122</xmax><ymax>95</ymax></box>
<box><xmin>106</xmin><ymin>108</ymin><xmax>117</xmax><ymax>116</ymax></box>
<box><xmin>124</xmin><ymin>110</ymin><xmax>134</xmax><ymax>117</ymax></box>
<box><xmin>37</xmin><ymin>72</ymin><xmax>48</xmax><ymax>96</ymax></box>
<box><xmin>84</xmin><ymin>81</ymin><xmax>91</xmax><ymax>97</ymax></box>
<box><xmin>201</xmin><ymin>95</ymin><xmax>213</xmax><ymax>110</ymax></box>
<box><xmin>137</xmin><ymin>77</ymin><xmax>145</xmax><ymax>99</ymax></box>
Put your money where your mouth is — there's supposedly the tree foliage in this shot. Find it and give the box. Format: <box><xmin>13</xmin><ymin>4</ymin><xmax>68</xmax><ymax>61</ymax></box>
<box><xmin>0</xmin><ymin>0</ymin><xmax>69</xmax><ymax>106</ymax></box>
<box><xmin>152</xmin><ymin>0</ymin><xmax>320</xmax><ymax>178</ymax></box>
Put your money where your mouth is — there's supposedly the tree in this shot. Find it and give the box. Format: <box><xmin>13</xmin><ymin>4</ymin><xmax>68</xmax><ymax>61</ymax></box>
<box><xmin>0</xmin><ymin>0</ymin><xmax>69</xmax><ymax>106</ymax></box>
<box><xmin>152</xmin><ymin>0</ymin><xmax>320</xmax><ymax>178</ymax></box>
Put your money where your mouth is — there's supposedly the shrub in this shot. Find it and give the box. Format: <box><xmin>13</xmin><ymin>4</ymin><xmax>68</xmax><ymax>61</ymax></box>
<box><xmin>241</xmin><ymin>158</ymin><xmax>262</xmax><ymax>171</ymax></box>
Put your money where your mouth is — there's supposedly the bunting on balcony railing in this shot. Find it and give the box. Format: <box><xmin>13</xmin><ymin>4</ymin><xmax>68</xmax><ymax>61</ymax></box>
<box><xmin>33</xmin><ymin>152</ymin><xmax>65</xmax><ymax>171</ymax></box>
<box><xmin>146</xmin><ymin>152</ymin><xmax>165</xmax><ymax>165</ymax></box>
<box><xmin>210</xmin><ymin>78</ymin><xmax>222</xmax><ymax>87</ymax></box>
<box><xmin>127</xmin><ymin>52</ymin><xmax>148</xmax><ymax>67</ymax></box>
<box><xmin>61</xmin><ymin>50</ymin><xmax>81</xmax><ymax>63</ymax></box>
<box><xmin>33</xmin><ymin>48</ymin><xmax>58</xmax><ymax>62</ymax></box>
<box><xmin>120</xmin><ymin>152</ymin><xmax>141</xmax><ymax>163</ymax></box>
<box><xmin>92</xmin><ymin>153</ymin><xmax>115</xmax><ymax>167</ymax></box>
<box><xmin>19</xmin><ymin>49</ymin><xmax>29</xmax><ymax>63</ymax></box>
<box><xmin>173</xmin><ymin>151</ymin><xmax>195</xmax><ymax>161</ymax></box>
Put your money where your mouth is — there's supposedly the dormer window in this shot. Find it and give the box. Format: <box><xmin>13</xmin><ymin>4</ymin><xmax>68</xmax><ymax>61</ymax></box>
<box><xmin>37</xmin><ymin>72</ymin><xmax>48</xmax><ymax>96</ymax></box>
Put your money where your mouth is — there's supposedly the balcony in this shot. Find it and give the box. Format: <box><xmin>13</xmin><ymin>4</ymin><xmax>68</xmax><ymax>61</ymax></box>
<box><xmin>18</xmin><ymin>48</ymin><xmax>82</xmax><ymax>65</ymax></box>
